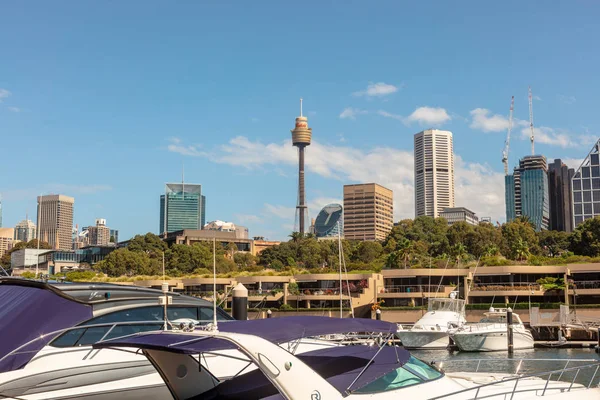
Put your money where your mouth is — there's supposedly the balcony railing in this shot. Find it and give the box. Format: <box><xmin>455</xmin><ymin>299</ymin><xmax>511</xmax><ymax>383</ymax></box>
<box><xmin>247</xmin><ymin>289</ymin><xmax>284</xmax><ymax>297</ymax></box>
<box><xmin>470</xmin><ymin>282</ymin><xmax>542</xmax><ymax>291</ymax></box>
<box><xmin>382</xmin><ymin>285</ymin><xmax>447</xmax><ymax>294</ymax></box>
<box><xmin>572</xmin><ymin>280</ymin><xmax>600</xmax><ymax>290</ymax></box>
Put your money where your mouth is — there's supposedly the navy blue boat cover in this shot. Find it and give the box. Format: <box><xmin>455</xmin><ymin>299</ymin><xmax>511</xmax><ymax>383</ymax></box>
<box><xmin>94</xmin><ymin>316</ymin><xmax>398</xmax><ymax>354</ymax></box>
<box><xmin>0</xmin><ymin>280</ymin><xmax>93</xmax><ymax>372</ymax></box>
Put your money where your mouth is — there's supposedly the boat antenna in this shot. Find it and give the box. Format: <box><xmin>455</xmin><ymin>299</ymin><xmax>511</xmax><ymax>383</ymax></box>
<box><xmin>338</xmin><ymin>221</ymin><xmax>343</xmax><ymax>319</ymax></box>
<box><xmin>435</xmin><ymin>257</ymin><xmax>450</xmax><ymax>296</ymax></box>
<box><xmin>162</xmin><ymin>252</ymin><xmax>168</xmax><ymax>331</ymax></box>
<box><xmin>212</xmin><ymin>237</ymin><xmax>217</xmax><ymax>329</ymax></box>
<box><xmin>339</xmin><ymin>226</ymin><xmax>354</xmax><ymax>318</ymax></box>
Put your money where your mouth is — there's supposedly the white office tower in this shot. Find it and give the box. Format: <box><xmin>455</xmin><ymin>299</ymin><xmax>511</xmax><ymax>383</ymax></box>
<box><xmin>414</xmin><ymin>129</ymin><xmax>455</xmax><ymax>217</ymax></box>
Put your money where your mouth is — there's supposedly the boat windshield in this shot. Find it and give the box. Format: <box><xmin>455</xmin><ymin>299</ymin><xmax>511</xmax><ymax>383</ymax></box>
<box><xmin>428</xmin><ymin>298</ymin><xmax>465</xmax><ymax>313</ymax></box>
<box><xmin>480</xmin><ymin>316</ymin><xmax>505</xmax><ymax>323</ymax></box>
<box><xmin>354</xmin><ymin>356</ymin><xmax>442</xmax><ymax>393</ymax></box>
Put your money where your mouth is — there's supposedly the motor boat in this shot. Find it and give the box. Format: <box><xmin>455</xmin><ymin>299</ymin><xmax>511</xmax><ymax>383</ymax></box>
<box><xmin>2</xmin><ymin>314</ymin><xmax>599</xmax><ymax>399</ymax></box>
<box><xmin>450</xmin><ymin>307</ymin><xmax>534</xmax><ymax>352</ymax></box>
<box><xmin>0</xmin><ymin>279</ymin><xmax>338</xmax><ymax>399</ymax></box>
<box><xmin>397</xmin><ymin>297</ymin><xmax>466</xmax><ymax>349</ymax></box>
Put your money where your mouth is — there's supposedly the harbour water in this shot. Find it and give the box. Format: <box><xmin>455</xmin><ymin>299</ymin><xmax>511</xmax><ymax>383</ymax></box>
<box><xmin>412</xmin><ymin>348</ymin><xmax>600</xmax><ymax>387</ymax></box>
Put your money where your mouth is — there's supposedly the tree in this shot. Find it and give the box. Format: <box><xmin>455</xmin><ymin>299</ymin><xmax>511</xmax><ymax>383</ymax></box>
<box><xmin>226</xmin><ymin>242</ymin><xmax>237</xmax><ymax>259</ymax></box>
<box><xmin>94</xmin><ymin>248</ymin><xmax>160</xmax><ymax>277</ymax></box>
<box><xmin>570</xmin><ymin>216</ymin><xmax>600</xmax><ymax>257</ymax></box>
<box><xmin>447</xmin><ymin>222</ymin><xmax>474</xmax><ymax>248</ymax></box>
<box><xmin>355</xmin><ymin>241</ymin><xmax>383</xmax><ymax>264</ymax></box>
<box><xmin>234</xmin><ymin>252</ymin><xmax>256</xmax><ymax>269</ymax></box>
<box><xmin>288</xmin><ymin>232</ymin><xmax>303</xmax><ymax>243</ymax></box>
<box><xmin>538</xmin><ymin>230</ymin><xmax>570</xmax><ymax>257</ymax></box>
<box><xmin>127</xmin><ymin>233</ymin><xmax>167</xmax><ymax>256</ymax></box>
<box><xmin>465</xmin><ymin>222</ymin><xmax>502</xmax><ymax>258</ymax></box>
<box><xmin>501</xmin><ymin>220</ymin><xmax>540</xmax><ymax>260</ymax></box>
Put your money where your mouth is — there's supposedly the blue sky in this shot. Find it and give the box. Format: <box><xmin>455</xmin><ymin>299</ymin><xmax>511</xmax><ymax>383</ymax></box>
<box><xmin>1</xmin><ymin>1</ymin><xmax>599</xmax><ymax>241</ymax></box>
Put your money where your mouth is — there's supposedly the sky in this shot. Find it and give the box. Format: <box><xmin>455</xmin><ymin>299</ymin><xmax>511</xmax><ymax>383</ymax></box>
<box><xmin>1</xmin><ymin>1</ymin><xmax>599</xmax><ymax>241</ymax></box>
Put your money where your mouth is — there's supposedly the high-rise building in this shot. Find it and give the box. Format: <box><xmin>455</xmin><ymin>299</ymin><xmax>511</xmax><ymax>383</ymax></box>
<box><xmin>314</xmin><ymin>204</ymin><xmax>344</xmax><ymax>239</ymax></box>
<box><xmin>439</xmin><ymin>207</ymin><xmax>479</xmax><ymax>226</ymax></box>
<box><xmin>37</xmin><ymin>194</ymin><xmax>75</xmax><ymax>251</ymax></box>
<box><xmin>414</xmin><ymin>129</ymin><xmax>455</xmax><ymax>218</ymax></box>
<box><xmin>572</xmin><ymin>139</ymin><xmax>600</xmax><ymax>228</ymax></box>
<box><xmin>88</xmin><ymin>219</ymin><xmax>111</xmax><ymax>246</ymax></box>
<box><xmin>290</xmin><ymin>99</ymin><xmax>312</xmax><ymax>234</ymax></box>
<box><xmin>343</xmin><ymin>183</ymin><xmax>393</xmax><ymax>241</ymax></box>
<box><xmin>159</xmin><ymin>183</ymin><xmax>205</xmax><ymax>234</ymax></box>
<box><xmin>548</xmin><ymin>159</ymin><xmax>575</xmax><ymax>232</ymax></box>
<box><xmin>0</xmin><ymin>228</ymin><xmax>13</xmax><ymax>258</ymax></box>
<box><xmin>14</xmin><ymin>218</ymin><xmax>37</xmax><ymax>242</ymax></box>
<box><xmin>0</xmin><ymin>196</ymin><xmax>3</xmax><ymax>227</ymax></box>
<box><xmin>109</xmin><ymin>229</ymin><xmax>119</xmax><ymax>244</ymax></box>
<box><xmin>505</xmin><ymin>155</ymin><xmax>549</xmax><ymax>231</ymax></box>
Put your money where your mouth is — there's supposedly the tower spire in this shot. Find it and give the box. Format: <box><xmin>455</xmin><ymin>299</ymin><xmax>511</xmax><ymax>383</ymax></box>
<box><xmin>300</xmin><ymin>98</ymin><xmax>303</xmax><ymax>117</ymax></box>
<box><xmin>290</xmin><ymin>98</ymin><xmax>312</xmax><ymax>235</ymax></box>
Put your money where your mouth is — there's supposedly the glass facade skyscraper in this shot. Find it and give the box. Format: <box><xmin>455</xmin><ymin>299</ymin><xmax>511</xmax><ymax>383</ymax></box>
<box><xmin>572</xmin><ymin>139</ymin><xmax>600</xmax><ymax>227</ymax></box>
<box><xmin>505</xmin><ymin>155</ymin><xmax>549</xmax><ymax>231</ymax></box>
<box><xmin>160</xmin><ymin>183</ymin><xmax>206</xmax><ymax>234</ymax></box>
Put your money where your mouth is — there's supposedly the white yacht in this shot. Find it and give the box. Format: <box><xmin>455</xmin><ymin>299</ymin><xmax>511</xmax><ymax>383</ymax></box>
<box><xmin>450</xmin><ymin>307</ymin><xmax>534</xmax><ymax>352</ymax></box>
<box><xmin>397</xmin><ymin>297</ymin><xmax>466</xmax><ymax>349</ymax></box>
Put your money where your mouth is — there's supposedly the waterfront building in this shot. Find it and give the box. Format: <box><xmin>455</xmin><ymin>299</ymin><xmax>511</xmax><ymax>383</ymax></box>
<box><xmin>0</xmin><ymin>228</ymin><xmax>14</xmax><ymax>258</ymax></box>
<box><xmin>548</xmin><ymin>159</ymin><xmax>575</xmax><ymax>232</ymax></box>
<box><xmin>14</xmin><ymin>219</ymin><xmax>36</xmax><ymax>242</ymax></box>
<box><xmin>505</xmin><ymin>155</ymin><xmax>549</xmax><ymax>231</ymax></box>
<box><xmin>572</xmin><ymin>139</ymin><xmax>600</xmax><ymax>228</ymax></box>
<box><xmin>10</xmin><ymin>248</ymin><xmax>49</xmax><ymax>269</ymax></box>
<box><xmin>439</xmin><ymin>207</ymin><xmax>479</xmax><ymax>226</ymax></box>
<box><xmin>314</xmin><ymin>204</ymin><xmax>343</xmax><ymax>238</ymax></box>
<box><xmin>159</xmin><ymin>183</ymin><xmax>206</xmax><ymax>234</ymax></box>
<box><xmin>343</xmin><ymin>183</ymin><xmax>393</xmax><ymax>241</ymax></box>
<box><xmin>414</xmin><ymin>129</ymin><xmax>455</xmax><ymax>218</ymax></box>
<box><xmin>11</xmin><ymin>246</ymin><xmax>115</xmax><ymax>274</ymax></box>
<box><xmin>37</xmin><ymin>194</ymin><xmax>75</xmax><ymax>251</ymax></box>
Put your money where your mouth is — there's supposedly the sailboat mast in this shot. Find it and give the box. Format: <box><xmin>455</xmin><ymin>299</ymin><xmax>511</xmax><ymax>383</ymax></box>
<box><xmin>338</xmin><ymin>221</ymin><xmax>343</xmax><ymax>319</ymax></box>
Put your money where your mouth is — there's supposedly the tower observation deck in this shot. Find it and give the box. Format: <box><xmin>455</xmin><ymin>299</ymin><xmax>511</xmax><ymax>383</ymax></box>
<box><xmin>290</xmin><ymin>99</ymin><xmax>312</xmax><ymax>234</ymax></box>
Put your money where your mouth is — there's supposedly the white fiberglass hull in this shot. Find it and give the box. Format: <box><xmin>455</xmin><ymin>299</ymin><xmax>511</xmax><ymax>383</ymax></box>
<box><xmin>397</xmin><ymin>330</ymin><xmax>450</xmax><ymax>349</ymax></box>
<box><xmin>452</xmin><ymin>329</ymin><xmax>534</xmax><ymax>352</ymax></box>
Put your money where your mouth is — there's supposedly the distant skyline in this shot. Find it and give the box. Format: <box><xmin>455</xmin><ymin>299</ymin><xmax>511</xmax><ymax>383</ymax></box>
<box><xmin>1</xmin><ymin>1</ymin><xmax>599</xmax><ymax>241</ymax></box>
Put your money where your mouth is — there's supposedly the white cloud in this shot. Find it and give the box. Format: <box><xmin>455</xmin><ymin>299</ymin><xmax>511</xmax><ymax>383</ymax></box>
<box><xmin>0</xmin><ymin>88</ymin><xmax>11</xmax><ymax>102</ymax></box>
<box><xmin>377</xmin><ymin>110</ymin><xmax>404</xmax><ymax>121</ymax></box>
<box><xmin>353</xmin><ymin>82</ymin><xmax>399</xmax><ymax>98</ymax></box>
<box><xmin>172</xmin><ymin>136</ymin><xmax>505</xmax><ymax>223</ymax></box>
<box><xmin>520</xmin><ymin>127</ymin><xmax>575</xmax><ymax>148</ymax></box>
<box><xmin>7</xmin><ymin>107</ymin><xmax>20</xmax><ymax>113</ymax></box>
<box><xmin>405</xmin><ymin>106</ymin><xmax>451</xmax><ymax>126</ymax></box>
<box><xmin>234</xmin><ymin>213</ymin><xmax>262</xmax><ymax>224</ymax></box>
<box><xmin>263</xmin><ymin>204</ymin><xmax>296</xmax><ymax>220</ymax></box>
<box><xmin>167</xmin><ymin>137</ymin><xmax>207</xmax><ymax>157</ymax></box>
<box><xmin>339</xmin><ymin>107</ymin><xmax>367</xmax><ymax>120</ymax></box>
<box><xmin>557</xmin><ymin>94</ymin><xmax>576</xmax><ymax>104</ymax></box>
<box><xmin>469</xmin><ymin>108</ymin><xmax>511</xmax><ymax>132</ymax></box>
<box><xmin>560</xmin><ymin>158</ymin><xmax>584</xmax><ymax>170</ymax></box>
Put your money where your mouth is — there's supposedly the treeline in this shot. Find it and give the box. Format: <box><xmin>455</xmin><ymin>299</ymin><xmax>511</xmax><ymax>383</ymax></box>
<box><xmin>8</xmin><ymin>216</ymin><xmax>600</xmax><ymax>278</ymax></box>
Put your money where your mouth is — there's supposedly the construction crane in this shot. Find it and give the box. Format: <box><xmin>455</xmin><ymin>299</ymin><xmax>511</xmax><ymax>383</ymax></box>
<box><xmin>529</xmin><ymin>86</ymin><xmax>535</xmax><ymax>155</ymax></box>
<box><xmin>502</xmin><ymin>96</ymin><xmax>515</xmax><ymax>175</ymax></box>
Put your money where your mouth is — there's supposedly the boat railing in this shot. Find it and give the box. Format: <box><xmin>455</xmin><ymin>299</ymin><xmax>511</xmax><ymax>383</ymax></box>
<box><xmin>0</xmin><ymin>319</ymin><xmax>226</xmax><ymax>365</ymax></box>
<box><xmin>455</xmin><ymin>322</ymin><xmax>524</xmax><ymax>333</ymax></box>
<box><xmin>429</xmin><ymin>360</ymin><xmax>600</xmax><ymax>399</ymax></box>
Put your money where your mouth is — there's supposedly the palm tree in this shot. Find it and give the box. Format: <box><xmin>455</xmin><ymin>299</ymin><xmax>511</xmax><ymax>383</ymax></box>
<box><xmin>452</xmin><ymin>243</ymin><xmax>467</xmax><ymax>264</ymax></box>
<box><xmin>514</xmin><ymin>238</ymin><xmax>530</xmax><ymax>261</ymax></box>
<box><xmin>288</xmin><ymin>232</ymin><xmax>303</xmax><ymax>243</ymax></box>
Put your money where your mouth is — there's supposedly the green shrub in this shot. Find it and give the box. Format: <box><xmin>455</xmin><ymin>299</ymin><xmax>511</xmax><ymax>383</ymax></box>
<box><xmin>279</xmin><ymin>303</ymin><xmax>293</xmax><ymax>311</ymax></box>
<box><xmin>480</xmin><ymin>256</ymin><xmax>512</xmax><ymax>266</ymax></box>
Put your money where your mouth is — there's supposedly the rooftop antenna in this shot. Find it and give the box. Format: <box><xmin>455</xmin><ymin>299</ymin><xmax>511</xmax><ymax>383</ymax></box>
<box><xmin>528</xmin><ymin>86</ymin><xmax>535</xmax><ymax>155</ymax></box>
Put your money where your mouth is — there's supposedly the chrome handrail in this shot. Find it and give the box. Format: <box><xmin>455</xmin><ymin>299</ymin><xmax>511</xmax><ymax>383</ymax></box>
<box><xmin>0</xmin><ymin>319</ymin><xmax>226</xmax><ymax>365</ymax></box>
<box><xmin>429</xmin><ymin>361</ymin><xmax>600</xmax><ymax>400</ymax></box>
